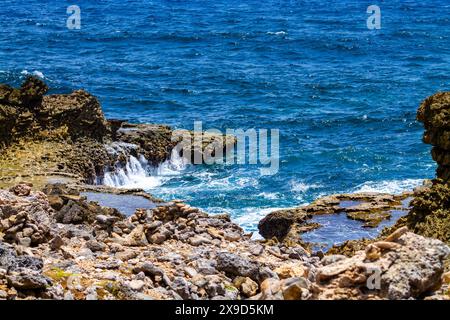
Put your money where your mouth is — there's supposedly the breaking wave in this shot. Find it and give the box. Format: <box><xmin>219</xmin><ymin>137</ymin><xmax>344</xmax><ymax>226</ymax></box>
<box><xmin>353</xmin><ymin>179</ymin><xmax>424</xmax><ymax>194</ymax></box>
<box><xmin>21</xmin><ymin>70</ymin><xmax>45</xmax><ymax>79</ymax></box>
<box><xmin>102</xmin><ymin>149</ymin><xmax>188</xmax><ymax>189</ymax></box>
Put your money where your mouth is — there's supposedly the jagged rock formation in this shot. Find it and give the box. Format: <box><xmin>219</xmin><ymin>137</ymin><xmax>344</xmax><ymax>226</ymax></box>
<box><xmin>39</xmin><ymin>90</ymin><xmax>109</xmax><ymax>141</ymax></box>
<box><xmin>418</xmin><ymin>92</ymin><xmax>450</xmax><ymax>181</ymax></box>
<box><xmin>1</xmin><ymin>79</ymin><xmax>450</xmax><ymax>300</ymax></box>
<box><xmin>0</xmin><ymin>78</ymin><xmax>235</xmax><ymax>188</ymax></box>
<box><xmin>0</xmin><ymin>77</ymin><xmax>49</xmax><ymax>147</ymax></box>
<box><xmin>1</xmin><ymin>183</ymin><xmax>448</xmax><ymax>300</ymax></box>
<box><xmin>0</xmin><ymin>77</ymin><xmax>115</xmax><ymax>186</ymax></box>
<box><xmin>383</xmin><ymin>181</ymin><xmax>450</xmax><ymax>246</ymax></box>
<box><xmin>382</xmin><ymin>92</ymin><xmax>450</xmax><ymax>246</ymax></box>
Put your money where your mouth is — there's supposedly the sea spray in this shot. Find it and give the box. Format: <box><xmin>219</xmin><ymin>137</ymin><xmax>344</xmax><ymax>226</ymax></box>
<box><xmin>102</xmin><ymin>149</ymin><xmax>188</xmax><ymax>189</ymax></box>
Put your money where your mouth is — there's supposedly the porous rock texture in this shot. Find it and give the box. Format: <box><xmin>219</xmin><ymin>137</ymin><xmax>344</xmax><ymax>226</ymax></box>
<box><xmin>384</xmin><ymin>92</ymin><xmax>450</xmax><ymax>246</ymax></box>
<box><xmin>418</xmin><ymin>92</ymin><xmax>450</xmax><ymax>181</ymax></box>
<box><xmin>1</xmin><ymin>80</ymin><xmax>450</xmax><ymax>300</ymax></box>
<box><xmin>0</xmin><ymin>77</ymin><xmax>235</xmax><ymax>188</ymax></box>
<box><xmin>0</xmin><ymin>184</ymin><xmax>448</xmax><ymax>300</ymax></box>
<box><xmin>258</xmin><ymin>192</ymin><xmax>411</xmax><ymax>243</ymax></box>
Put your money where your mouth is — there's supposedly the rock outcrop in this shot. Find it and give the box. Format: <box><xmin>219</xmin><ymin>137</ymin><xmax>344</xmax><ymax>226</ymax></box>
<box><xmin>0</xmin><ymin>78</ymin><xmax>236</xmax><ymax>188</ymax></box>
<box><xmin>38</xmin><ymin>90</ymin><xmax>109</xmax><ymax>142</ymax></box>
<box><xmin>2</xmin><ymin>182</ymin><xmax>446</xmax><ymax>300</ymax></box>
<box><xmin>383</xmin><ymin>92</ymin><xmax>450</xmax><ymax>246</ymax></box>
<box><xmin>258</xmin><ymin>192</ymin><xmax>412</xmax><ymax>243</ymax></box>
<box><xmin>418</xmin><ymin>92</ymin><xmax>450</xmax><ymax>181</ymax></box>
<box><xmin>384</xmin><ymin>181</ymin><xmax>450</xmax><ymax>246</ymax></box>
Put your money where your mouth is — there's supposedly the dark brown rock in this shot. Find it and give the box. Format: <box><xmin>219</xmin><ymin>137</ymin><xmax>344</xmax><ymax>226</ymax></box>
<box><xmin>39</xmin><ymin>90</ymin><xmax>109</xmax><ymax>142</ymax></box>
<box><xmin>19</xmin><ymin>76</ymin><xmax>48</xmax><ymax>108</ymax></box>
<box><xmin>115</xmin><ymin>123</ymin><xmax>175</xmax><ymax>166</ymax></box>
<box><xmin>417</xmin><ymin>92</ymin><xmax>450</xmax><ymax>180</ymax></box>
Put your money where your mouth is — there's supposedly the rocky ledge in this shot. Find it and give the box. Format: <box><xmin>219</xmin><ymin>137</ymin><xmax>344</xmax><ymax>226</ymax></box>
<box><xmin>1</xmin><ymin>78</ymin><xmax>450</xmax><ymax>300</ymax></box>
<box><xmin>258</xmin><ymin>191</ymin><xmax>413</xmax><ymax>244</ymax></box>
<box><xmin>0</xmin><ymin>77</ymin><xmax>235</xmax><ymax>188</ymax></box>
<box><xmin>0</xmin><ymin>184</ymin><xmax>449</xmax><ymax>300</ymax></box>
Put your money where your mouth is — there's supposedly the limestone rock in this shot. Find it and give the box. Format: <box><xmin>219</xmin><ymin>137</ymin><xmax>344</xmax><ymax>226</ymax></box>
<box><xmin>281</xmin><ymin>277</ymin><xmax>310</xmax><ymax>300</ymax></box>
<box><xmin>274</xmin><ymin>264</ymin><xmax>306</xmax><ymax>279</ymax></box>
<box><xmin>233</xmin><ymin>276</ymin><xmax>258</xmax><ymax>298</ymax></box>
<box><xmin>314</xmin><ymin>232</ymin><xmax>450</xmax><ymax>300</ymax></box>
<box><xmin>0</xmin><ymin>187</ymin><xmax>52</xmax><ymax>246</ymax></box>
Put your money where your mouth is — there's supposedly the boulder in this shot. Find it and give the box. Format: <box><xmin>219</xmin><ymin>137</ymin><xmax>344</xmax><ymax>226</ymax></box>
<box><xmin>6</xmin><ymin>270</ymin><xmax>51</xmax><ymax>290</ymax></box>
<box><xmin>314</xmin><ymin>231</ymin><xmax>450</xmax><ymax>300</ymax></box>
<box><xmin>39</xmin><ymin>90</ymin><xmax>109</xmax><ymax>141</ymax></box>
<box><xmin>0</xmin><ymin>242</ymin><xmax>43</xmax><ymax>271</ymax></box>
<box><xmin>216</xmin><ymin>252</ymin><xmax>262</xmax><ymax>282</ymax></box>
<box><xmin>233</xmin><ymin>276</ymin><xmax>258</xmax><ymax>298</ymax></box>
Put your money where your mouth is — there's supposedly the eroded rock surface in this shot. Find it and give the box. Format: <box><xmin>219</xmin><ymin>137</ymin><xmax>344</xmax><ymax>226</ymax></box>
<box><xmin>418</xmin><ymin>92</ymin><xmax>450</xmax><ymax>181</ymax></box>
<box><xmin>386</xmin><ymin>92</ymin><xmax>450</xmax><ymax>246</ymax></box>
<box><xmin>259</xmin><ymin>192</ymin><xmax>412</xmax><ymax>243</ymax></box>
<box><xmin>0</xmin><ymin>183</ymin><xmax>448</xmax><ymax>300</ymax></box>
<box><xmin>314</xmin><ymin>231</ymin><xmax>449</xmax><ymax>300</ymax></box>
<box><xmin>0</xmin><ymin>78</ymin><xmax>236</xmax><ymax>189</ymax></box>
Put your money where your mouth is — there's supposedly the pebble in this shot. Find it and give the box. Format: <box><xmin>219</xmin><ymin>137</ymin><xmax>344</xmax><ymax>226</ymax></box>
<box><xmin>184</xmin><ymin>267</ymin><xmax>198</xmax><ymax>278</ymax></box>
<box><xmin>129</xmin><ymin>280</ymin><xmax>145</xmax><ymax>292</ymax></box>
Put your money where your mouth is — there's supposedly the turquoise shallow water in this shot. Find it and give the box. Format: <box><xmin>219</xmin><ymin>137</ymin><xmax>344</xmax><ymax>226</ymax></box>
<box><xmin>1</xmin><ymin>0</ymin><xmax>449</xmax><ymax>243</ymax></box>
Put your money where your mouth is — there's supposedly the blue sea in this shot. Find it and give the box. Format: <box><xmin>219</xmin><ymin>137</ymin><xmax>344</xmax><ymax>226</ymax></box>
<box><xmin>1</xmin><ymin>0</ymin><xmax>449</xmax><ymax>245</ymax></box>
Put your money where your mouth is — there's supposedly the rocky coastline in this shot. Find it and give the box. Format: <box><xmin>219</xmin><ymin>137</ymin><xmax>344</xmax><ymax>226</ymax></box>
<box><xmin>1</xmin><ymin>77</ymin><xmax>450</xmax><ymax>300</ymax></box>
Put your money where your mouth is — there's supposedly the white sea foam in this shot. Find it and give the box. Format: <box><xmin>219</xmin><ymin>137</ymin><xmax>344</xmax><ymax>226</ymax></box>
<box><xmin>232</xmin><ymin>206</ymin><xmax>287</xmax><ymax>232</ymax></box>
<box><xmin>353</xmin><ymin>179</ymin><xmax>424</xmax><ymax>194</ymax></box>
<box><xmin>103</xmin><ymin>149</ymin><xmax>188</xmax><ymax>189</ymax></box>
<box><xmin>257</xmin><ymin>192</ymin><xmax>280</xmax><ymax>200</ymax></box>
<box><xmin>267</xmin><ymin>31</ymin><xmax>287</xmax><ymax>36</ymax></box>
<box><xmin>21</xmin><ymin>70</ymin><xmax>45</xmax><ymax>79</ymax></box>
<box><xmin>290</xmin><ymin>180</ymin><xmax>321</xmax><ymax>193</ymax></box>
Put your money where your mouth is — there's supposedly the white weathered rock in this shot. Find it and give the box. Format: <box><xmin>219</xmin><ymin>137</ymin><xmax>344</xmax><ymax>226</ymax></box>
<box><xmin>315</xmin><ymin>232</ymin><xmax>450</xmax><ymax>300</ymax></box>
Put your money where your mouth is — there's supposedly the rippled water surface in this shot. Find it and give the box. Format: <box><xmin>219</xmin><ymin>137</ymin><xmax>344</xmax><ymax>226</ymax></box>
<box><xmin>1</xmin><ymin>0</ymin><xmax>449</xmax><ymax>241</ymax></box>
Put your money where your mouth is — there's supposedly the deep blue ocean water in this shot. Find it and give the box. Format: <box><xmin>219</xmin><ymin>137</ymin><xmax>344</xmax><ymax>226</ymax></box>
<box><xmin>1</xmin><ymin>0</ymin><xmax>449</xmax><ymax>244</ymax></box>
